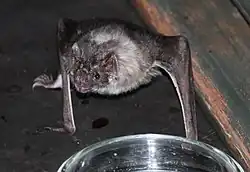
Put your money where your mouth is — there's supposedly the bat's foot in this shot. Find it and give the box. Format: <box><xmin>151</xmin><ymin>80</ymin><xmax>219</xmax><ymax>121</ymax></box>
<box><xmin>32</xmin><ymin>73</ymin><xmax>62</xmax><ymax>90</ymax></box>
<box><xmin>34</xmin><ymin>123</ymin><xmax>81</xmax><ymax>145</ymax></box>
<box><xmin>35</xmin><ymin>120</ymin><xmax>76</xmax><ymax>134</ymax></box>
<box><xmin>36</xmin><ymin>126</ymin><xmax>66</xmax><ymax>133</ymax></box>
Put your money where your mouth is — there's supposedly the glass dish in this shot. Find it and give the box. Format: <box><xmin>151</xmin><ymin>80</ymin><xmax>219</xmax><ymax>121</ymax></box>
<box><xmin>57</xmin><ymin>134</ymin><xmax>245</xmax><ymax>172</ymax></box>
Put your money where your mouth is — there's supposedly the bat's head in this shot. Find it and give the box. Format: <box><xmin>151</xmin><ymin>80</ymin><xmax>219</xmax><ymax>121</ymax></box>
<box><xmin>67</xmin><ymin>41</ymin><xmax>119</xmax><ymax>93</ymax></box>
<box><xmin>57</xmin><ymin>18</ymin><xmax>120</xmax><ymax>93</ymax></box>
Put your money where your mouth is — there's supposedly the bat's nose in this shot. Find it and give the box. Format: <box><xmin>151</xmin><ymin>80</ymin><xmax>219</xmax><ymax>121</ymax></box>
<box><xmin>75</xmin><ymin>75</ymin><xmax>81</xmax><ymax>82</ymax></box>
<box><xmin>73</xmin><ymin>73</ymin><xmax>92</xmax><ymax>93</ymax></box>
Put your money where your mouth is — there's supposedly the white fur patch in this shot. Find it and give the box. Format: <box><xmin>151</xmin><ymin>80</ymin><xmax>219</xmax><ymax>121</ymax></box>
<box><xmin>90</xmin><ymin>25</ymin><xmax>161</xmax><ymax>95</ymax></box>
<box><xmin>51</xmin><ymin>74</ymin><xmax>63</xmax><ymax>88</ymax></box>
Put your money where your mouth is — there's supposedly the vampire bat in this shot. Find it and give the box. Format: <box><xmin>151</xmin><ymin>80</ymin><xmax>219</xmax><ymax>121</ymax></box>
<box><xmin>32</xmin><ymin>18</ymin><xmax>198</xmax><ymax>140</ymax></box>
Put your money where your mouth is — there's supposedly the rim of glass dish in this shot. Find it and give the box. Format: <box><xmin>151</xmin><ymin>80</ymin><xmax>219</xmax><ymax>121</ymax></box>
<box><xmin>57</xmin><ymin>133</ymin><xmax>245</xmax><ymax>171</ymax></box>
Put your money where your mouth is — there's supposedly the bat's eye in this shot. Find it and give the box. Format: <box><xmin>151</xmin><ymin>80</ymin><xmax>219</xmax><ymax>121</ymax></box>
<box><xmin>94</xmin><ymin>72</ymin><xmax>100</xmax><ymax>80</ymax></box>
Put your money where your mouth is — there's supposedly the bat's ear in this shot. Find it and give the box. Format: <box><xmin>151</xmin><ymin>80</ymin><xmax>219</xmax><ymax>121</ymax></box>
<box><xmin>63</xmin><ymin>42</ymin><xmax>81</xmax><ymax>74</ymax></box>
<box><xmin>57</xmin><ymin>18</ymin><xmax>78</xmax><ymax>37</ymax></box>
<box><xmin>57</xmin><ymin>18</ymin><xmax>79</xmax><ymax>52</ymax></box>
<box><xmin>101</xmin><ymin>51</ymin><xmax>118</xmax><ymax>74</ymax></box>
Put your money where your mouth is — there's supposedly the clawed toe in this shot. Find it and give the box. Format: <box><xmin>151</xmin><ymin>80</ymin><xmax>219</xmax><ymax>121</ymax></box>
<box><xmin>32</xmin><ymin>74</ymin><xmax>54</xmax><ymax>89</ymax></box>
<box><xmin>34</xmin><ymin>125</ymin><xmax>80</xmax><ymax>145</ymax></box>
<box><xmin>34</xmin><ymin>74</ymin><xmax>52</xmax><ymax>82</ymax></box>
<box><xmin>35</xmin><ymin>126</ymin><xmax>66</xmax><ymax>135</ymax></box>
<box><xmin>34</xmin><ymin>126</ymin><xmax>52</xmax><ymax>135</ymax></box>
<box><xmin>34</xmin><ymin>121</ymin><xmax>76</xmax><ymax>135</ymax></box>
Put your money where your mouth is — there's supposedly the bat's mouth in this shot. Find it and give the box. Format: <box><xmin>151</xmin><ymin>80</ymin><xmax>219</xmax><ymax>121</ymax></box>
<box><xmin>73</xmin><ymin>80</ymin><xmax>92</xmax><ymax>93</ymax></box>
<box><xmin>71</xmin><ymin>74</ymin><xmax>92</xmax><ymax>93</ymax></box>
<box><xmin>74</xmin><ymin>85</ymin><xmax>91</xmax><ymax>93</ymax></box>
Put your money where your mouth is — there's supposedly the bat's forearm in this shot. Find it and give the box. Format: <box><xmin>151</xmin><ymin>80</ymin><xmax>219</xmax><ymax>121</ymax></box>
<box><xmin>156</xmin><ymin>36</ymin><xmax>198</xmax><ymax>140</ymax></box>
<box><xmin>177</xmin><ymin>37</ymin><xmax>197</xmax><ymax>140</ymax></box>
<box><xmin>60</xmin><ymin>56</ymin><xmax>76</xmax><ymax>134</ymax></box>
<box><xmin>176</xmin><ymin>36</ymin><xmax>197</xmax><ymax>140</ymax></box>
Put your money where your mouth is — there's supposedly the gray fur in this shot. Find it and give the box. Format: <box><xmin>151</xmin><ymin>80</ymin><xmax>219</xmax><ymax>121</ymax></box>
<box><xmin>32</xmin><ymin>18</ymin><xmax>198</xmax><ymax>140</ymax></box>
<box><xmin>86</xmin><ymin>24</ymin><xmax>161</xmax><ymax>94</ymax></box>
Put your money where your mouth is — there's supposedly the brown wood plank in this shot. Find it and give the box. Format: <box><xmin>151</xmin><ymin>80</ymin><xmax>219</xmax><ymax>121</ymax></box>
<box><xmin>132</xmin><ymin>0</ymin><xmax>250</xmax><ymax>170</ymax></box>
<box><xmin>230</xmin><ymin>0</ymin><xmax>250</xmax><ymax>25</ymax></box>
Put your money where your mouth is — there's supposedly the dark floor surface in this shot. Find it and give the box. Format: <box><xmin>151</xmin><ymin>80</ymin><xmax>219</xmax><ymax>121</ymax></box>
<box><xmin>0</xmin><ymin>0</ymin><xmax>229</xmax><ymax>171</ymax></box>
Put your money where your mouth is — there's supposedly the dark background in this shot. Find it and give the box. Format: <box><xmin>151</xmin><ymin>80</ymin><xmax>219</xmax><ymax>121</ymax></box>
<box><xmin>0</xmin><ymin>0</ymin><xmax>228</xmax><ymax>171</ymax></box>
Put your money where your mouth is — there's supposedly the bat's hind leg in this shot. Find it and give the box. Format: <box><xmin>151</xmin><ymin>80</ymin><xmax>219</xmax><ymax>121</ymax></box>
<box><xmin>32</xmin><ymin>73</ymin><xmax>62</xmax><ymax>89</ymax></box>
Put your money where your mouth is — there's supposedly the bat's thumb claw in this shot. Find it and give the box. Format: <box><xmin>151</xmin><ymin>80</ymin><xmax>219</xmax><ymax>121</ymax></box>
<box><xmin>32</xmin><ymin>82</ymin><xmax>45</xmax><ymax>91</ymax></box>
<box><xmin>32</xmin><ymin>83</ymin><xmax>39</xmax><ymax>91</ymax></box>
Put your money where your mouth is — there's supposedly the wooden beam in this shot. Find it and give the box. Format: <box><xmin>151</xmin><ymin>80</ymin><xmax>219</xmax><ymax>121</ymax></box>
<box><xmin>230</xmin><ymin>0</ymin><xmax>250</xmax><ymax>25</ymax></box>
<box><xmin>132</xmin><ymin>0</ymin><xmax>250</xmax><ymax>170</ymax></box>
